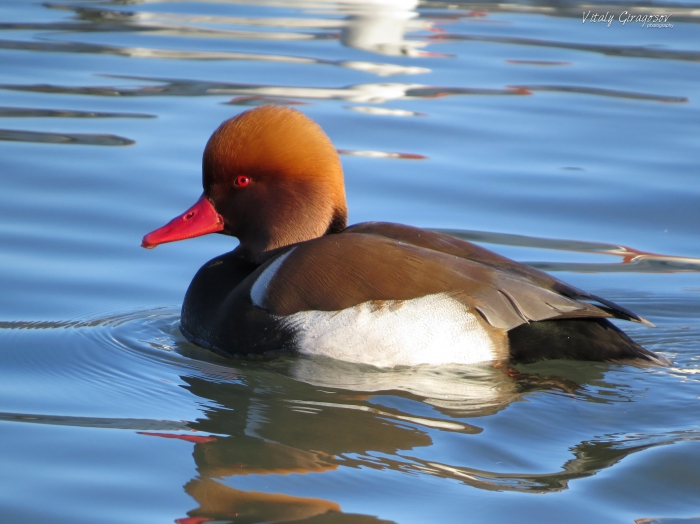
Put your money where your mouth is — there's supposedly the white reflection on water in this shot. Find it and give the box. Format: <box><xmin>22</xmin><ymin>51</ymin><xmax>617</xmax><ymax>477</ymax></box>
<box><xmin>339</xmin><ymin>0</ymin><xmax>433</xmax><ymax>56</ymax></box>
<box><xmin>287</xmin><ymin>357</ymin><xmax>519</xmax><ymax>413</ymax></box>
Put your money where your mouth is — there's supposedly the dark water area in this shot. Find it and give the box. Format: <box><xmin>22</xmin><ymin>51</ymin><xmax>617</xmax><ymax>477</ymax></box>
<box><xmin>1</xmin><ymin>1</ymin><xmax>699</xmax><ymax>522</ymax></box>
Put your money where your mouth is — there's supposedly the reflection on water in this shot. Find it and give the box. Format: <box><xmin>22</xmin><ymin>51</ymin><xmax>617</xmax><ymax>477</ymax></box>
<box><xmin>507</xmin><ymin>85</ymin><xmax>688</xmax><ymax>103</ymax></box>
<box><xmin>422</xmin><ymin>1</ymin><xmax>700</xmax><ymax>26</ymax></box>
<box><xmin>3</xmin><ymin>309</ymin><xmax>699</xmax><ymax>522</ymax></box>
<box><xmin>0</xmin><ymin>75</ymin><xmax>528</xmax><ymax>102</ymax></box>
<box><xmin>2</xmin><ymin>2</ymin><xmax>433</xmax><ymax>76</ymax></box>
<box><xmin>339</xmin><ymin>0</ymin><xmax>434</xmax><ymax>57</ymax></box>
<box><xmin>0</xmin><ymin>74</ymin><xmax>681</xmax><ymax>117</ymax></box>
<box><xmin>338</xmin><ymin>149</ymin><xmax>427</xmax><ymax>159</ymax></box>
<box><xmin>0</xmin><ymin>38</ymin><xmax>428</xmax><ymax>76</ymax></box>
<box><xmin>0</xmin><ymin>411</ymin><xmax>189</xmax><ymax>431</ymax></box>
<box><xmin>346</xmin><ymin>105</ymin><xmax>425</xmax><ymax>116</ymax></box>
<box><xmin>439</xmin><ymin>230</ymin><xmax>700</xmax><ymax>273</ymax></box>
<box><xmin>39</xmin><ymin>0</ymin><xmax>445</xmax><ymax>58</ymax></box>
<box><xmin>0</xmin><ymin>128</ymin><xmax>135</xmax><ymax>146</ymax></box>
<box><xmin>416</xmin><ymin>429</ymin><xmax>700</xmax><ymax>493</ymax></box>
<box><xmin>285</xmin><ymin>357</ymin><xmax>516</xmax><ymax>416</ymax></box>
<box><xmin>0</xmin><ymin>107</ymin><xmax>154</xmax><ymax>118</ymax></box>
<box><xmin>429</xmin><ymin>31</ymin><xmax>700</xmax><ymax>63</ymax></box>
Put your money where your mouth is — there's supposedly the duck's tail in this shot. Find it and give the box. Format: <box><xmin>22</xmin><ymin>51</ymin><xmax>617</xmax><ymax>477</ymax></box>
<box><xmin>507</xmin><ymin>318</ymin><xmax>670</xmax><ymax>367</ymax></box>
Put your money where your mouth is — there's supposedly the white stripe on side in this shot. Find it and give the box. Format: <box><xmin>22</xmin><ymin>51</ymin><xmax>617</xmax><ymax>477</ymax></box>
<box><xmin>250</xmin><ymin>247</ymin><xmax>297</xmax><ymax>308</ymax></box>
<box><xmin>281</xmin><ymin>292</ymin><xmax>501</xmax><ymax>367</ymax></box>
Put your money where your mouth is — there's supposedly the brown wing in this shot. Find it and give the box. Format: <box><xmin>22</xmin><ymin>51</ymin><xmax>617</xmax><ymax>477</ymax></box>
<box><xmin>259</xmin><ymin>231</ymin><xmax>615</xmax><ymax>331</ymax></box>
<box><xmin>345</xmin><ymin>222</ymin><xmax>652</xmax><ymax>326</ymax></box>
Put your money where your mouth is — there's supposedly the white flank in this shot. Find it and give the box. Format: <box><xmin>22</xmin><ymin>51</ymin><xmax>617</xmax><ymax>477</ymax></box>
<box><xmin>250</xmin><ymin>247</ymin><xmax>297</xmax><ymax>307</ymax></box>
<box><xmin>281</xmin><ymin>293</ymin><xmax>499</xmax><ymax>367</ymax></box>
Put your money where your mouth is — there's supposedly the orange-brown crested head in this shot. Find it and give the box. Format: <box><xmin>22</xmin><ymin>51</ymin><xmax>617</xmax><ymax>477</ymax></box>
<box><xmin>203</xmin><ymin>105</ymin><xmax>348</xmax><ymax>259</ymax></box>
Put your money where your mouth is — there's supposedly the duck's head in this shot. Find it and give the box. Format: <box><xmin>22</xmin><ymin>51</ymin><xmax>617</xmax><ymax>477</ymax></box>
<box><xmin>142</xmin><ymin>105</ymin><xmax>348</xmax><ymax>261</ymax></box>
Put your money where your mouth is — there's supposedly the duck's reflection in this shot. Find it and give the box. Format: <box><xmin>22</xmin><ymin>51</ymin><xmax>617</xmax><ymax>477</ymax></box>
<box><xmin>181</xmin><ymin>478</ymin><xmax>342</xmax><ymax>523</ymax></box>
<box><xmin>161</xmin><ymin>359</ymin><xmax>446</xmax><ymax>522</ymax></box>
<box><xmin>2</xmin><ymin>307</ymin><xmax>689</xmax><ymax>524</ymax></box>
<box><xmin>133</xmin><ymin>349</ymin><xmax>688</xmax><ymax>523</ymax></box>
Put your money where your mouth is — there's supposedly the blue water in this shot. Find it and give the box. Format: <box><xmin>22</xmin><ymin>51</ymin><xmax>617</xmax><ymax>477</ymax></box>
<box><xmin>1</xmin><ymin>1</ymin><xmax>699</xmax><ymax>522</ymax></box>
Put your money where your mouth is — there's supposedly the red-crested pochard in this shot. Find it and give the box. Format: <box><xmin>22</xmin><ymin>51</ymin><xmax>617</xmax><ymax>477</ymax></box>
<box><xmin>142</xmin><ymin>106</ymin><xmax>668</xmax><ymax>367</ymax></box>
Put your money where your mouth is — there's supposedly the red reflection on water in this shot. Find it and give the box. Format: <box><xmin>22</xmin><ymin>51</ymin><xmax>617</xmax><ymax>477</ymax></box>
<box><xmin>337</xmin><ymin>149</ymin><xmax>427</xmax><ymax>160</ymax></box>
<box><xmin>138</xmin><ymin>432</ymin><xmax>218</xmax><ymax>444</ymax></box>
<box><xmin>607</xmin><ymin>245</ymin><xmax>699</xmax><ymax>265</ymax></box>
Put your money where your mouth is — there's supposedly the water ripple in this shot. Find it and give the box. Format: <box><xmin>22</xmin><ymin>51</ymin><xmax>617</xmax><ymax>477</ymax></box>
<box><xmin>0</xmin><ymin>128</ymin><xmax>134</xmax><ymax>145</ymax></box>
<box><xmin>408</xmin><ymin>429</ymin><xmax>700</xmax><ymax>493</ymax></box>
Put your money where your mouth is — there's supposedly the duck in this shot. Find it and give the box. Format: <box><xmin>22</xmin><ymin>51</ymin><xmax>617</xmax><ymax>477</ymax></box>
<box><xmin>142</xmin><ymin>105</ymin><xmax>668</xmax><ymax>368</ymax></box>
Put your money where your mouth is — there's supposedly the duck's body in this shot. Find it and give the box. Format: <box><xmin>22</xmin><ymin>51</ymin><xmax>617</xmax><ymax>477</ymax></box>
<box><xmin>143</xmin><ymin>106</ymin><xmax>668</xmax><ymax>367</ymax></box>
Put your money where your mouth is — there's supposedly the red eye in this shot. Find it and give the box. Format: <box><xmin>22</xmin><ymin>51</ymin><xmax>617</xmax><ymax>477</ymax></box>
<box><xmin>235</xmin><ymin>175</ymin><xmax>251</xmax><ymax>187</ymax></box>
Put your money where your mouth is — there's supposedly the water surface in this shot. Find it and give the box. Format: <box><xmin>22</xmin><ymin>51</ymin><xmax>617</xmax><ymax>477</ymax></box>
<box><xmin>1</xmin><ymin>1</ymin><xmax>699</xmax><ymax>523</ymax></box>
